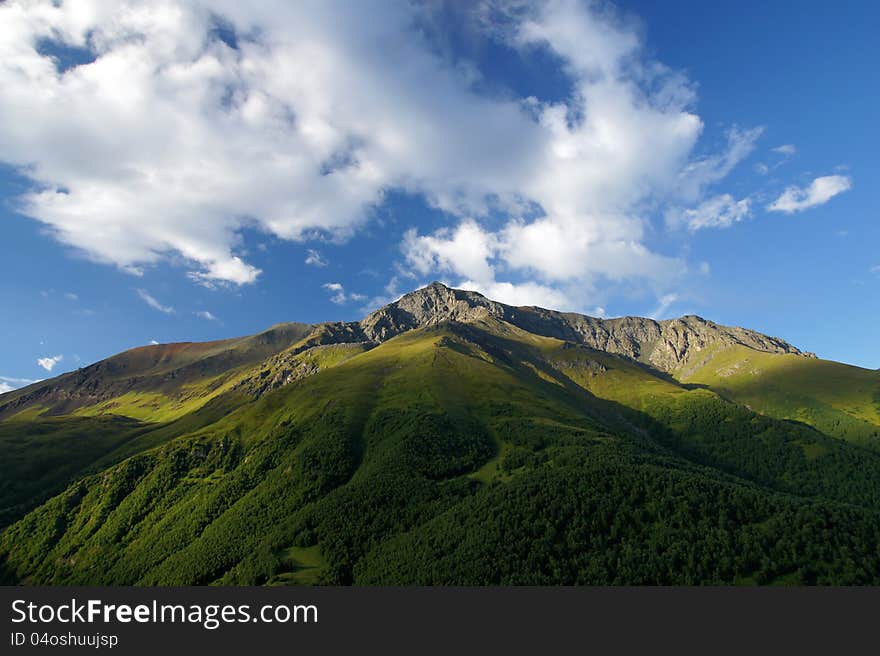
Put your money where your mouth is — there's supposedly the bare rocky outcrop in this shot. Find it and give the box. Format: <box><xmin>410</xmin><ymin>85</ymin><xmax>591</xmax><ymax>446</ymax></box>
<box><xmin>359</xmin><ymin>282</ymin><xmax>502</xmax><ymax>340</ymax></box>
<box><xmin>354</xmin><ymin>282</ymin><xmax>814</xmax><ymax>373</ymax></box>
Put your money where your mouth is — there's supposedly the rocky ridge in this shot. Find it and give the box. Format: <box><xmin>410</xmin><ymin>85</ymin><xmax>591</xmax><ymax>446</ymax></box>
<box><xmin>353</xmin><ymin>282</ymin><xmax>814</xmax><ymax>373</ymax></box>
<box><xmin>0</xmin><ymin>281</ymin><xmax>814</xmax><ymax>417</ymax></box>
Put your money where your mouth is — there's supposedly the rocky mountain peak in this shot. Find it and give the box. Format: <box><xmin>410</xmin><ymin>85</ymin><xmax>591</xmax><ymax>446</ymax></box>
<box><xmin>357</xmin><ymin>283</ymin><xmax>814</xmax><ymax>373</ymax></box>
<box><xmin>359</xmin><ymin>282</ymin><xmax>503</xmax><ymax>341</ymax></box>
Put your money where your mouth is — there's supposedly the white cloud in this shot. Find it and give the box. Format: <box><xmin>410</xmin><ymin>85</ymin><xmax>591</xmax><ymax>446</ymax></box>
<box><xmin>0</xmin><ymin>0</ymin><xmax>761</xmax><ymax>307</ymax></box>
<box><xmin>361</xmin><ymin>276</ymin><xmax>405</xmax><ymax>311</ymax></box>
<box><xmin>36</xmin><ymin>355</ymin><xmax>63</xmax><ymax>372</ymax></box>
<box><xmin>195</xmin><ymin>310</ymin><xmax>218</xmax><ymax>321</ymax></box>
<box><xmin>398</xmin><ymin>2</ymin><xmax>760</xmax><ymax>308</ymax></box>
<box><xmin>0</xmin><ymin>375</ymin><xmax>39</xmax><ymax>393</ymax></box>
<box><xmin>0</xmin><ymin>1</ymin><xmax>542</xmax><ymax>286</ymax></box>
<box><xmin>64</xmin><ymin>292</ymin><xmax>78</xmax><ymax>301</ymax></box>
<box><xmin>768</xmin><ymin>175</ymin><xmax>852</xmax><ymax>214</ymax></box>
<box><xmin>650</xmin><ymin>293</ymin><xmax>679</xmax><ymax>320</ymax></box>
<box><xmin>755</xmin><ymin>143</ymin><xmax>795</xmax><ymax>175</ymax></box>
<box><xmin>671</xmin><ymin>194</ymin><xmax>751</xmax><ymax>231</ymax></box>
<box><xmin>136</xmin><ymin>289</ymin><xmax>174</xmax><ymax>314</ymax></box>
<box><xmin>458</xmin><ymin>279</ymin><xmax>572</xmax><ymax>310</ymax></box>
<box><xmin>676</xmin><ymin>126</ymin><xmax>763</xmax><ymax>202</ymax></box>
<box><xmin>305</xmin><ymin>249</ymin><xmax>328</xmax><ymax>267</ymax></box>
<box><xmin>403</xmin><ymin>221</ymin><xmax>496</xmax><ymax>284</ymax></box>
<box><xmin>870</xmin><ymin>265</ymin><xmax>880</xmax><ymax>275</ymax></box>
<box><xmin>1</xmin><ymin>375</ymin><xmax>38</xmax><ymax>385</ymax></box>
<box><xmin>149</xmin><ymin>339</ymin><xmax>160</xmax><ymax>345</ymax></box>
<box><xmin>322</xmin><ymin>282</ymin><xmax>364</xmax><ymax>305</ymax></box>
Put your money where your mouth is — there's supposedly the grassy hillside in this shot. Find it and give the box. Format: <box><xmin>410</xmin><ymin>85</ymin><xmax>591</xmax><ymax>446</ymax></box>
<box><xmin>4</xmin><ymin>321</ymin><xmax>880</xmax><ymax>585</ymax></box>
<box><xmin>0</xmin><ymin>338</ymin><xmax>371</xmax><ymax>529</ymax></box>
<box><xmin>0</xmin><ymin>322</ymin><xmax>314</xmax><ymax>422</ymax></box>
<box><xmin>675</xmin><ymin>345</ymin><xmax>880</xmax><ymax>448</ymax></box>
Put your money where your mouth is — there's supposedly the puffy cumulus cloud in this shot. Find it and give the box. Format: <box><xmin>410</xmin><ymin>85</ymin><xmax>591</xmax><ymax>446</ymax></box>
<box><xmin>0</xmin><ymin>382</ymin><xmax>14</xmax><ymax>394</ymax></box>
<box><xmin>458</xmin><ymin>279</ymin><xmax>572</xmax><ymax>310</ymax></box>
<box><xmin>669</xmin><ymin>194</ymin><xmax>751</xmax><ymax>232</ymax></box>
<box><xmin>2</xmin><ymin>0</ymin><xmax>757</xmax><ymax>311</ymax></box>
<box><xmin>0</xmin><ymin>0</ymin><xmax>542</xmax><ymax>286</ymax></box>
<box><xmin>768</xmin><ymin>175</ymin><xmax>852</xmax><ymax>214</ymax></box>
<box><xmin>400</xmin><ymin>1</ymin><xmax>758</xmax><ymax>310</ymax></box>
<box><xmin>403</xmin><ymin>222</ymin><xmax>584</xmax><ymax>309</ymax></box>
<box><xmin>403</xmin><ymin>222</ymin><xmax>496</xmax><ymax>284</ymax></box>
<box><xmin>37</xmin><ymin>355</ymin><xmax>63</xmax><ymax>372</ymax></box>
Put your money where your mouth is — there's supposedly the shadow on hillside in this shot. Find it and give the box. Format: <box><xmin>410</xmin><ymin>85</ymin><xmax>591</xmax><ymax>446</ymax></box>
<box><xmin>0</xmin><ymin>552</ymin><xmax>18</xmax><ymax>585</ymax></box>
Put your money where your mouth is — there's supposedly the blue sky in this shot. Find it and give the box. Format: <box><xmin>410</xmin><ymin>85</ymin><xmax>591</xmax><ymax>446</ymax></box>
<box><xmin>1</xmin><ymin>0</ymin><xmax>877</xmax><ymax>392</ymax></box>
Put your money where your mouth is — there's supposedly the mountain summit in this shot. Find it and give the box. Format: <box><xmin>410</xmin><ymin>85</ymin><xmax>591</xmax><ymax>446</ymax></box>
<box><xmin>360</xmin><ymin>282</ymin><xmax>813</xmax><ymax>373</ymax></box>
<box><xmin>0</xmin><ymin>283</ymin><xmax>878</xmax><ymax>585</ymax></box>
<box><xmin>360</xmin><ymin>282</ymin><xmax>503</xmax><ymax>340</ymax></box>
<box><xmin>0</xmin><ymin>282</ymin><xmax>823</xmax><ymax>421</ymax></box>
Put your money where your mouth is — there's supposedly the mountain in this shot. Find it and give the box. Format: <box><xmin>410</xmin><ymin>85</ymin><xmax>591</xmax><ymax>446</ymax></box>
<box><xmin>1</xmin><ymin>283</ymin><xmax>879</xmax><ymax>585</ymax></box>
<box><xmin>0</xmin><ymin>322</ymin><xmax>313</xmax><ymax>422</ymax></box>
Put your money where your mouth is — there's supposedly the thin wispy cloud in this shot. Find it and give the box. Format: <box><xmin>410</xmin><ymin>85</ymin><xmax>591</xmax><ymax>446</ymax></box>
<box><xmin>669</xmin><ymin>194</ymin><xmax>752</xmax><ymax>231</ymax></box>
<box><xmin>756</xmin><ymin>143</ymin><xmax>797</xmax><ymax>175</ymax></box>
<box><xmin>136</xmin><ymin>289</ymin><xmax>174</xmax><ymax>314</ymax></box>
<box><xmin>650</xmin><ymin>293</ymin><xmax>680</xmax><ymax>320</ymax></box>
<box><xmin>305</xmin><ymin>249</ymin><xmax>328</xmax><ymax>268</ymax></box>
<box><xmin>768</xmin><ymin>175</ymin><xmax>852</xmax><ymax>213</ymax></box>
<box><xmin>772</xmin><ymin>144</ymin><xmax>797</xmax><ymax>156</ymax></box>
<box><xmin>195</xmin><ymin>310</ymin><xmax>219</xmax><ymax>321</ymax></box>
<box><xmin>322</xmin><ymin>282</ymin><xmax>365</xmax><ymax>305</ymax></box>
<box><xmin>0</xmin><ymin>375</ymin><xmax>40</xmax><ymax>393</ymax></box>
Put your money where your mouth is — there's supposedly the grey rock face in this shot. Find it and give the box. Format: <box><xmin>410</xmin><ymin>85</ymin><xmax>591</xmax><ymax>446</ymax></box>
<box><xmin>356</xmin><ymin>282</ymin><xmax>814</xmax><ymax>373</ymax></box>
<box><xmin>359</xmin><ymin>282</ymin><xmax>503</xmax><ymax>341</ymax></box>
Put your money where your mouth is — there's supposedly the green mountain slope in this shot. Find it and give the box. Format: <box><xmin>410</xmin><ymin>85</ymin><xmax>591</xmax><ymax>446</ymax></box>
<box><xmin>0</xmin><ymin>283</ymin><xmax>878</xmax><ymax>585</ymax></box>
<box><xmin>675</xmin><ymin>345</ymin><xmax>880</xmax><ymax>448</ymax></box>
<box><xmin>0</xmin><ymin>415</ymin><xmax>145</xmax><ymax>527</ymax></box>
<box><xmin>0</xmin><ymin>322</ymin><xmax>313</xmax><ymax>423</ymax></box>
